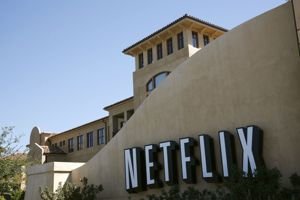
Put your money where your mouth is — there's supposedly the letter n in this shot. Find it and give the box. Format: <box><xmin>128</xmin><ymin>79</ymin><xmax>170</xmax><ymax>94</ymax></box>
<box><xmin>124</xmin><ymin>147</ymin><xmax>146</xmax><ymax>193</ymax></box>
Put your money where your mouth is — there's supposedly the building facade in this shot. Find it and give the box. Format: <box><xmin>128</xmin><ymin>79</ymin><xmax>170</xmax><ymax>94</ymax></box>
<box><xmin>26</xmin><ymin>2</ymin><xmax>300</xmax><ymax>200</ymax></box>
<box><xmin>28</xmin><ymin>15</ymin><xmax>227</xmax><ymax>164</ymax></box>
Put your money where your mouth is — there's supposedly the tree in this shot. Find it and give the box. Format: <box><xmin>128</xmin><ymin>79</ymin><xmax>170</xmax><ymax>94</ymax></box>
<box><xmin>0</xmin><ymin>127</ymin><xmax>27</xmax><ymax>200</ymax></box>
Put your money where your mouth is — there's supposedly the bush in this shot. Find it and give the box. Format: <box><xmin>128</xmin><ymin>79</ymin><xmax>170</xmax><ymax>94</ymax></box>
<box><xmin>224</xmin><ymin>167</ymin><xmax>282</xmax><ymax>200</ymax></box>
<box><xmin>40</xmin><ymin>177</ymin><xmax>103</xmax><ymax>200</ymax></box>
<box><xmin>142</xmin><ymin>168</ymin><xmax>300</xmax><ymax>200</ymax></box>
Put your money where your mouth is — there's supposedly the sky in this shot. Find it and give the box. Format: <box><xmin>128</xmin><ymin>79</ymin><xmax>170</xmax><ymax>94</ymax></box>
<box><xmin>0</xmin><ymin>0</ymin><xmax>286</xmax><ymax>150</ymax></box>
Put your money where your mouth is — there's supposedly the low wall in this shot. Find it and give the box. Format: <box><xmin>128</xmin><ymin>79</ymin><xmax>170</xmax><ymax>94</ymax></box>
<box><xmin>25</xmin><ymin>162</ymin><xmax>85</xmax><ymax>200</ymax></box>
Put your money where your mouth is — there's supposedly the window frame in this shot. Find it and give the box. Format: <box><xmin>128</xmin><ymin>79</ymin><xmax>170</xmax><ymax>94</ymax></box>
<box><xmin>147</xmin><ymin>48</ymin><xmax>153</xmax><ymax>64</ymax></box>
<box><xmin>192</xmin><ymin>31</ymin><xmax>199</xmax><ymax>48</ymax></box>
<box><xmin>68</xmin><ymin>138</ymin><xmax>74</xmax><ymax>153</ymax></box>
<box><xmin>146</xmin><ymin>71</ymin><xmax>170</xmax><ymax>92</ymax></box>
<box><xmin>166</xmin><ymin>37</ymin><xmax>173</xmax><ymax>55</ymax></box>
<box><xmin>86</xmin><ymin>132</ymin><xmax>94</xmax><ymax>148</ymax></box>
<box><xmin>177</xmin><ymin>32</ymin><xmax>184</xmax><ymax>50</ymax></box>
<box><xmin>97</xmin><ymin>128</ymin><xmax>106</xmax><ymax>145</ymax></box>
<box><xmin>77</xmin><ymin>135</ymin><xmax>83</xmax><ymax>151</ymax></box>
<box><xmin>203</xmin><ymin>34</ymin><xmax>210</xmax><ymax>46</ymax></box>
<box><xmin>156</xmin><ymin>43</ymin><xmax>163</xmax><ymax>60</ymax></box>
<box><xmin>138</xmin><ymin>53</ymin><xmax>144</xmax><ymax>69</ymax></box>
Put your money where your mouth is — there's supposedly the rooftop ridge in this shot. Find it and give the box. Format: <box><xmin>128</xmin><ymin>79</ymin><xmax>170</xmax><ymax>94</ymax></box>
<box><xmin>122</xmin><ymin>14</ymin><xmax>228</xmax><ymax>54</ymax></box>
<box><xmin>49</xmin><ymin>116</ymin><xmax>109</xmax><ymax>139</ymax></box>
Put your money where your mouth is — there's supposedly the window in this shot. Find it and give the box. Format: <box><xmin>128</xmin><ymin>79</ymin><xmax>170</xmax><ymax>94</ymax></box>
<box><xmin>97</xmin><ymin>128</ymin><xmax>106</xmax><ymax>145</ymax></box>
<box><xmin>68</xmin><ymin>138</ymin><xmax>74</xmax><ymax>153</ymax></box>
<box><xmin>157</xmin><ymin>43</ymin><xmax>163</xmax><ymax>60</ymax></box>
<box><xmin>203</xmin><ymin>35</ymin><xmax>210</xmax><ymax>46</ymax></box>
<box><xmin>147</xmin><ymin>80</ymin><xmax>154</xmax><ymax>92</ymax></box>
<box><xmin>177</xmin><ymin>32</ymin><xmax>184</xmax><ymax>50</ymax></box>
<box><xmin>192</xmin><ymin>31</ymin><xmax>199</xmax><ymax>48</ymax></box>
<box><xmin>87</xmin><ymin>132</ymin><xmax>93</xmax><ymax>148</ymax></box>
<box><xmin>166</xmin><ymin>38</ymin><xmax>173</xmax><ymax>55</ymax></box>
<box><xmin>146</xmin><ymin>72</ymin><xmax>170</xmax><ymax>92</ymax></box>
<box><xmin>59</xmin><ymin>141</ymin><xmax>63</xmax><ymax>147</ymax></box>
<box><xmin>120</xmin><ymin>121</ymin><xmax>125</xmax><ymax>128</ymax></box>
<box><xmin>138</xmin><ymin>53</ymin><xmax>144</xmax><ymax>69</ymax></box>
<box><xmin>147</xmin><ymin>48</ymin><xmax>153</xmax><ymax>64</ymax></box>
<box><xmin>77</xmin><ymin>135</ymin><xmax>83</xmax><ymax>150</ymax></box>
<box><xmin>62</xmin><ymin>140</ymin><xmax>65</xmax><ymax>146</ymax></box>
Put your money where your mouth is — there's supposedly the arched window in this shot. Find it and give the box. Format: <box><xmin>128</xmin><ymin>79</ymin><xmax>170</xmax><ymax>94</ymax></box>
<box><xmin>146</xmin><ymin>72</ymin><xmax>170</xmax><ymax>92</ymax></box>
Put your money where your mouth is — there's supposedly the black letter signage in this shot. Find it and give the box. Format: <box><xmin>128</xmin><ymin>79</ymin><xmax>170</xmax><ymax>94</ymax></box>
<box><xmin>199</xmin><ymin>134</ymin><xmax>218</xmax><ymax>182</ymax></box>
<box><xmin>124</xmin><ymin>124</ymin><xmax>265</xmax><ymax>193</ymax></box>
<box><xmin>124</xmin><ymin>147</ymin><xmax>145</xmax><ymax>192</ymax></box>
<box><xmin>179</xmin><ymin>137</ymin><xmax>197</xmax><ymax>183</ymax></box>
<box><xmin>145</xmin><ymin>144</ymin><xmax>162</xmax><ymax>188</ymax></box>
<box><xmin>159</xmin><ymin>141</ymin><xmax>178</xmax><ymax>185</ymax></box>
<box><xmin>219</xmin><ymin>131</ymin><xmax>236</xmax><ymax>178</ymax></box>
<box><xmin>236</xmin><ymin>125</ymin><xmax>263</xmax><ymax>176</ymax></box>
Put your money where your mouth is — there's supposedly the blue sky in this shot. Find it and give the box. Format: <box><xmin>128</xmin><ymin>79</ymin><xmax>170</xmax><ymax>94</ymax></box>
<box><xmin>0</xmin><ymin>0</ymin><xmax>285</xmax><ymax>150</ymax></box>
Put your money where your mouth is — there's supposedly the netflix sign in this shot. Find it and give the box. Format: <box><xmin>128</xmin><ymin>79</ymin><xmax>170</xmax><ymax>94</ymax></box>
<box><xmin>124</xmin><ymin>125</ymin><xmax>264</xmax><ymax>193</ymax></box>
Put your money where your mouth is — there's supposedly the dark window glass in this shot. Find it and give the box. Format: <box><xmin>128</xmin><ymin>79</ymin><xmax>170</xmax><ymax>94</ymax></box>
<box><xmin>97</xmin><ymin>128</ymin><xmax>106</xmax><ymax>145</ymax></box>
<box><xmin>203</xmin><ymin>35</ymin><xmax>210</xmax><ymax>46</ymax></box>
<box><xmin>77</xmin><ymin>135</ymin><xmax>83</xmax><ymax>150</ymax></box>
<box><xmin>62</xmin><ymin>140</ymin><xmax>65</xmax><ymax>146</ymax></box>
<box><xmin>59</xmin><ymin>141</ymin><xmax>63</xmax><ymax>147</ymax></box>
<box><xmin>147</xmin><ymin>48</ymin><xmax>153</xmax><ymax>64</ymax></box>
<box><xmin>157</xmin><ymin>43</ymin><xmax>163</xmax><ymax>60</ymax></box>
<box><xmin>166</xmin><ymin>38</ymin><xmax>173</xmax><ymax>55</ymax></box>
<box><xmin>138</xmin><ymin>53</ymin><xmax>144</xmax><ymax>69</ymax></box>
<box><xmin>155</xmin><ymin>72</ymin><xmax>168</xmax><ymax>86</ymax></box>
<box><xmin>146</xmin><ymin>72</ymin><xmax>170</xmax><ymax>92</ymax></box>
<box><xmin>177</xmin><ymin>32</ymin><xmax>184</xmax><ymax>50</ymax></box>
<box><xmin>87</xmin><ymin>132</ymin><xmax>93</xmax><ymax>148</ymax></box>
<box><xmin>147</xmin><ymin>80</ymin><xmax>154</xmax><ymax>92</ymax></box>
<box><xmin>192</xmin><ymin>31</ymin><xmax>199</xmax><ymax>48</ymax></box>
<box><xmin>68</xmin><ymin>138</ymin><xmax>74</xmax><ymax>152</ymax></box>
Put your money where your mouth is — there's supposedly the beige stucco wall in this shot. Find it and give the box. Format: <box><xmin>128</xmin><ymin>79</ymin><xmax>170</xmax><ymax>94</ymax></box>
<box><xmin>68</xmin><ymin>3</ymin><xmax>300</xmax><ymax>200</ymax></box>
<box><xmin>105</xmin><ymin>98</ymin><xmax>134</xmax><ymax>139</ymax></box>
<box><xmin>29</xmin><ymin>143</ymin><xmax>45</xmax><ymax>164</ymax></box>
<box><xmin>29</xmin><ymin>127</ymin><xmax>41</xmax><ymax>145</ymax></box>
<box><xmin>28</xmin><ymin>127</ymin><xmax>54</xmax><ymax>163</ymax></box>
<box><xmin>293</xmin><ymin>0</ymin><xmax>300</xmax><ymax>48</ymax></box>
<box><xmin>133</xmin><ymin>30</ymin><xmax>219</xmax><ymax>109</ymax></box>
<box><xmin>48</xmin><ymin>119</ymin><xmax>108</xmax><ymax>162</ymax></box>
<box><xmin>133</xmin><ymin>46</ymin><xmax>190</xmax><ymax>109</ymax></box>
<box><xmin>25</xmin><ymin>162</ymin><xmax>85</xmax><ymax>200</ymax></box>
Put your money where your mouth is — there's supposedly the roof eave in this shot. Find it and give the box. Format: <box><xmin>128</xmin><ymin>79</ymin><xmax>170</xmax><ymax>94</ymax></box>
<box><xmin>122</xmin><ymin>14</ymin><xmax>228</xmax><ymax>55</ymax></box>
<box><xmin>103</xmin><ymin>96</ymin><xmax>134</xmax><ymax>111</ymax></box>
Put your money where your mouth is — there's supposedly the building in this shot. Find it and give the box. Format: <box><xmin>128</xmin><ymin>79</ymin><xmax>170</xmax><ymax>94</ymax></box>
<box><xmin>26</xmin><ymin>1</ymin><xmax>300</xmax><ymax>200</ymax></box>
<box><xmin>28</xmin><ymin>14</ymin><xmax>227</xmax><ymax>164</ymax></box>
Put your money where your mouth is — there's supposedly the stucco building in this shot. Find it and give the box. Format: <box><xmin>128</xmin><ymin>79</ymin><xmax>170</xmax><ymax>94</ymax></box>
<box><xmin>28</xmin><ymin>14</ymin><xmax>227</xmax><ymax>164</ymax></box>
<box><xmin>26</xmin><ymin>1</ymin><xmax>300</xmax><ymax>200</ymax></box>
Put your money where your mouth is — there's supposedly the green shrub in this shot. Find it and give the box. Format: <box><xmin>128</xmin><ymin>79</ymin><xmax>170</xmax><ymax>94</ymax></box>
<box><xmin>142</xmin><ymin>168</ymin><xmax>300</xmax><ymax>200</ymax></box>
<box><xmin>40</xmin><ymin>177</ymin><xmax>103</xmax><ymax>200</ymax></box>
